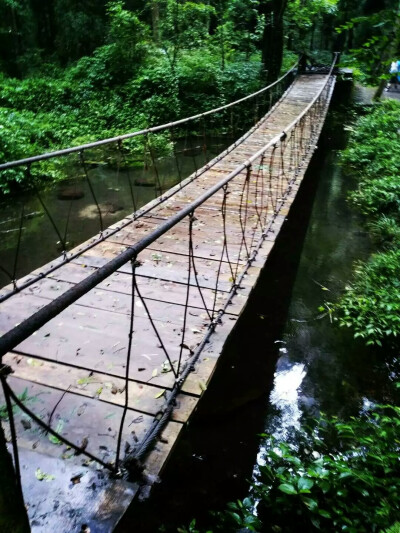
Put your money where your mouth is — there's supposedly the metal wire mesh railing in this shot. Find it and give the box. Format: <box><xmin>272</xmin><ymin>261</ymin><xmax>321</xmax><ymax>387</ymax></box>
<box><xmin>0</xmin><ymin>56</ymin><xmax>336</xmax><ymax>506</ymax></box>
<box><xmin>0</xmin><ymin>61</ymin><xmax>299</xmax><ymax>297</ymax></box>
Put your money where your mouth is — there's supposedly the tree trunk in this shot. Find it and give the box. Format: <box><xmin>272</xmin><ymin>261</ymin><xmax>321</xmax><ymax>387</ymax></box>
<box><xmin>151</xmin><ymin>0</ymin><xmax>160</xmax><ymax>44</ymax></box>
<box><xmin>374</xmin><ymin>9</ymin><xmax>400</xmax><ymax>99</ymax></box>
<box><xmin>259</xmin><ymin>0</ymin><xmax>288</xmax><ymax>83</ymax></box>
<box><xmin>0</xmin><ymin>423</ymin><xmax>30</xmax><ymax>532</ymax></box>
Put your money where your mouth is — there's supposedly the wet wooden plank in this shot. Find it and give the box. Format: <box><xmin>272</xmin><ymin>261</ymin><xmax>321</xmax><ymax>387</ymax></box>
<box><xmin>3</xmin><ymin>353</ymin><xmax>199</xmax><ymax>422</ymax></box>
<box><xmin>0</xmin><ymin>302</ymin><xmax>208</xmax><ymax>388</ymax></box>
<box><xmin>20</xmin><ymin>449</ymin><xmax>138</xmax><ymax>533</ymax></box>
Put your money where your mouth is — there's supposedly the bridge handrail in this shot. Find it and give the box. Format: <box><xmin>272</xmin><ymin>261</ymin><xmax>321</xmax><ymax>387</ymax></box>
<box><xmin>0</xmin><ymin>60</ymin><xmax>299</xmax><ymax>171</ymax></box>
<box><xmin>0</xmin><ymin>55</ymin><xmax>337</xmax><ymax>360</ymax></box>
<box><xmin>0</xmin><ymin>57</ymin><xmax>337</xmax><ymax>482</ymax></box>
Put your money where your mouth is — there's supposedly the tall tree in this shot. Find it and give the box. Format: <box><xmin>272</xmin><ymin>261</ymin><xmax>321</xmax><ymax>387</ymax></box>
<box><xmin>259</xmin><ymin>0</ymin><xmax>289</xmax><ymax>82</ymax></box>
<box><xmin>157</xmin><ymin>0</ymin><xmax>214</xmax><ymax>73</ymax></box>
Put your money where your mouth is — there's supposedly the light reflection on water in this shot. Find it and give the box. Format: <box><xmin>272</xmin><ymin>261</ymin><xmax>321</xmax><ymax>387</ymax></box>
<box><xmin>256</xmin><ymin>360</ymin><xmax>306</xmax><ymax>471</ymax></box>
<box><xmin>269</xmin><ymin>359</ymin><xmax>306</xmax><ymax>436</ymax></box>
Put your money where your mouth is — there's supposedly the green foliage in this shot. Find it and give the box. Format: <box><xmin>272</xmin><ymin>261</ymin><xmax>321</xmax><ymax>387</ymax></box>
<box><xmin>334</xmin><ymin>250</ymin><xmax>400</xmax><ymax>346</ymax></box>
<box><xmin>341</xmin><ymin>100</ymin><xmax>400</xmax><ymax>185</ymax></box>
<box><xmin>181</xmin><ymin>406</ymin><xmax>400</xmax><ymax>532</ymax></box>
<box><xmin>0</xmin><ymin>0</ymin><xmax>336</xmax><ymax>195</ymax></box>
<box><xmin>249</xmin><ymin>407</ymin><xmax>400</xmax><ymax>532</ymax></box>
<box><xmin>368</xmin><ymin>216</ymin><xmax>400</xmax><ymax>248</ymax></box>
<box><xmin>158</xmin><ymin>0</ymin><xmax>215</xmax><ymax>71</ymax></box>
<box><xmin>384</xmin><ymin>524</ymin><xmax>400</xmax><ymax>533</ymax></box>
<box><xmin>336</xmin><ymin>7</ymin><xmax>399</xmax><ymax>85</ymax></box>
<box><xmin>0</xmin><ymin>387</ymin><xmax>35</xmax><ymax>420</ymax></box>
<box><xmin>0</xmin><ymin>3</ymin><xmax>266</xmax><ymax>194</ymax></box>
<box><xmin>288</xmin><ymin>0</ymin><xmax>338</xmax><ymax>33</ymax></box>
<box><xmin>331</xmin><ymin>100</ymin><xmax>400</xmax><ymax>347</ymax></box>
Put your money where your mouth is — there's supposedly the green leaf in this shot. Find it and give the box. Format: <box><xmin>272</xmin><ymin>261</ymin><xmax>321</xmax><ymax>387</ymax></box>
<box><xmin>198</xmin><ymin>380</ymin><xmax>207</xmax><ymax>392</ymax></box>
<box><xmin>228</xmin><ymin>511</ymin><xmax>241</xmax><ymax>525</ymax></box>
<box><xmin>48</xmin><ymin>420</ymin><xmax>64</xmax><ymax>445</ymax></box>
<box><xmin>35</xmin><ymin>468</ymin><xmax>55</xmax><ymax>482</ymax></box>
<box><xmin>319</xmin><ymin>480</ymin><xmax>330</xmax><ymax>494</ymax></box>
<box><xmin>278</xmin><ymin>483</ymin><xmax>297</xmax><ymax>495</ymax></box>
<box><xmin>301</xmin><ymin>496</ymin><xmax>318</xmax><ymax>511</ymax></box>
<box><xmin>298</xmin><ymin>477</ymin><xmax>314</xmax><ymax>492</ymax></box>
<box><xmin>27</xmin><ymin>358</ymin><xmax>43</xmax><ymax>367</ymax></box>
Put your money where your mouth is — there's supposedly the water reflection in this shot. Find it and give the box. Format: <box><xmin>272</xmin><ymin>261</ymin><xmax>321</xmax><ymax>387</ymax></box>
<box><xmin>0</xmin><ymin>138</ymin><xmax>230</xmax><ymax>289</ymax></box>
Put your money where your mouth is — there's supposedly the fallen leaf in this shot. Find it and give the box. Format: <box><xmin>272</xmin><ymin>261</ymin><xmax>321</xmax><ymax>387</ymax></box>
<box><xmin>35</xmin><ymin>468</ymin><xmax>55</xmax><ymax>482</ymax></box>
<box><xmin>130</xmin><ymin>416</ymin><xmax>144</xmax><ymax>425</ymax></box>
<box><xmin>21</xmin><ymin>419</ymin><xmax>32</xmax><ymax>430</ymax></box>
<box><xmin>48</xmin><ymin>420</ymin><xmax>64</xmax><ymax>445</ymax></box>
<box><xmin>70</xmin><ymin>473</ymin><xmax>84</xmax><ymax>485</ymax></box>
<box><xmin>154</xmin><ymin>390</ymin><xmax>165</xmax><ymax>399</ymax></box>
<box><xmin>77</xmin><ymin>377</ymin><xmax>97</xmax><ymax>386</ymax></box>
<box><xmin>199</xmin><ymin>381</ymin><xmax>207</xmax><ymax>392</ymax></box>
<box><xmin>27</xmin><ymin>358</ymin><xmax>42</xmax><ymax>367</ymax></box>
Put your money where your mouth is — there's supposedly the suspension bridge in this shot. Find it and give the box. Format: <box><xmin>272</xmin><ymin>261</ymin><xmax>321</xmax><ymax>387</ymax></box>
<box><xmin>0</xmin><ymin>56</ymin><xmax>337</xmax><ymax>532</ymax></box>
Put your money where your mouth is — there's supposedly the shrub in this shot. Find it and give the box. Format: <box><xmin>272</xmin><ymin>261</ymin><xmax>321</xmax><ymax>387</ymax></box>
<box><xmin>333</xmin><ymin>99</ymin><xmax>400</xmax><ymax>347</ymax></box>
<box><xmin>333</xmin><ymin>250</ymin><xmax>400</xmax><ymax>346</ymax></box>
<box><xmin>181</xmin><ymin>406</ymin><xmax>400</xmax><ymax>532</ymax></box>
<box><xmin>249</xmin><ymin>406</ymin><xmax>400</xmax><ymax>532</ymax></box>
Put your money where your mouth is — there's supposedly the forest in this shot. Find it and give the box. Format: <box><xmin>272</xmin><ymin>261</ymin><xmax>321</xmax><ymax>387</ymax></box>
<box><xmin>0</xmin><ymin>0</ymin><xmax>397</xmax><ymax>193</ymax></box>
<box><xmin>1</xmin><ymin>0</ymin><xmax>400</xmax><ymax>532</ymax></box>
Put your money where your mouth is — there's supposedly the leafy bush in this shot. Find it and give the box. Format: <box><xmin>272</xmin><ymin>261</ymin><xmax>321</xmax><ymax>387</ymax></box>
<box><xmin>249</xmin><ymin>406</ymin><xmax>400</xmax><ymax>532</ymax></box>
<box><xmin>333</xmin><ymin>250</ymin><xmax>400</xmax><ymax>346</ymax></box>
<box><xmin>348</xmin><ymin>175</ymin><xmax>400</xmax><ymax>217</ymax></box>
<box><xmin>341</xmin><ymin>100</ymin><xmax>400</xmax><ymax>186</ymax></box>
<box><xmin>333</xmin><ymin>100</ymin><xmax>400</xmax><ymax>347</ymax></box>
<box><xmin>180</xmin><ymin>406</ymin><xmax>400</xmax><ymax>532</ymax></box>
<box><xmin>384</xmin><ymin>524</ymin><xmax>400</xmax><ymax>533</ymax></box>
<box><xmin>368</xmin><ymin>216</ymin><xmax>400</xmax><ymax>248</ymax></box>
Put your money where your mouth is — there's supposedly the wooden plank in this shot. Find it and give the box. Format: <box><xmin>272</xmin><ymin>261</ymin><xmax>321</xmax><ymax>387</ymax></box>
<box><xmin>73</xmin><ymin>244</ymin><xmax>243</xmax><ymax>291</ymax></box>
<box><xmin>0</xmin><ymin>302</ymin><xmax>207</xmax><ymax>388</ymax></box>
<box><xmin>3</xmin><ymin>353</ymin><xmax>199</xmax><ymax>422</ymax></box>
<box><xmin>19</xmin><ymin>449</ymin><xmax>138</xmax><ymax>533</ymax></box>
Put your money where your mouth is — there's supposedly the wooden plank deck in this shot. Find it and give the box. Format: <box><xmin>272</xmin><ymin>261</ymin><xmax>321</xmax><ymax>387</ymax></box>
<box><xmin>0</xmin><ymin>74</ymin><xmax>334</xmax><ymax>532</ymax></box>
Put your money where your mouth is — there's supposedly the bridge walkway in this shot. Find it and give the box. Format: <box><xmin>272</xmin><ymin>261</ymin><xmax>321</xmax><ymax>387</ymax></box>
<box><xmin>0</xmin><ymin>71</ymin><xmax>335</xmax><ymax>532</ymax></box>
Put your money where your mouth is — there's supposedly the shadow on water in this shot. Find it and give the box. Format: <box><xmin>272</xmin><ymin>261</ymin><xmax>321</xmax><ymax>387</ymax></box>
<box><xmin>117</xmin><ymin>86</ymin><xmax>355</xmax><ymax>533</ymax></box>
